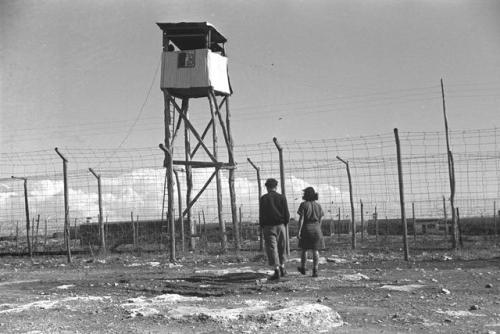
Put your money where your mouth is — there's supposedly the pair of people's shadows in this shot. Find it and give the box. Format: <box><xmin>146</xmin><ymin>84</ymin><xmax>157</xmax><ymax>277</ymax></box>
<box><xmin>154</xmin><ymin>272</ymin><xmax>278</xmax><ymax>297</ymax></box>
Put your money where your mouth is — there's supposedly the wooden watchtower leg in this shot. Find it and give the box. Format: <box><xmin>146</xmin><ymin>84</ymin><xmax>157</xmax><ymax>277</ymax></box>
<box><xmin>208</xmin><ymin>92</ymin><xmax>227</xmax><ymax>251</ymax></box>
<box><xmin>182</xmin><ymin>98</ymin><xmax>196</xmax><ymax>250</ymax></box>
<box><xmin>225</xmin><ymin>98</ymin><xmax>240</xmax><ymax>250</ymax></box>
<box><xmin>163</xmin><ymin>90</ymin><xmax>175</xmax><ymax>261</ymax></box>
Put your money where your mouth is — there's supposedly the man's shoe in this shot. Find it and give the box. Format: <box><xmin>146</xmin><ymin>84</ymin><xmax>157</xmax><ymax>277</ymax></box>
<box><xmin>312</xmin><ymin>269</ymin><xmax>318</xmax><ymax>278</ymax></box>
<box><xmin>297</xmin><ymin>267</ymin><xmax>306</xmax><ymax>275</ymax></box>
<box><xmin>269</xmin><ymin>268</ymin><xmax>281</xmax><ymax>281</ymax></box>
<box><xmin>280</xmin><ymin>266</ymin><xmax>287</xmax><ymax>277</ymax></box>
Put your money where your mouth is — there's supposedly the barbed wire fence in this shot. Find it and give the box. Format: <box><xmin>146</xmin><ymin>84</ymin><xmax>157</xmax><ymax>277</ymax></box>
<box><xmin>1</xmin><ymin>127</ymin><xmax>499</xmax><ymax>256</ymax></box>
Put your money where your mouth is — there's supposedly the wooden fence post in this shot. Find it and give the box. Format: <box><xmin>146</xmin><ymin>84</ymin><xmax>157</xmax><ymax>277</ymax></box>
<box><xmin>131</xmin><ymin>212</ymin><xmax>136</xmax><ymax>249</ymax></box>
<box><xmin>412</xmin><ymin>202</ymin><xmax>416</xmax><ymax>242</ymax></box>
<box><xmin>89</xmin><ymin>168</ymin><xmax>106</xmax><ymax>253</ymax></box>
<box><xmin>442</xmin><ymin>196</ymin><xmax>448</xmax><ymax>240</ymax></box>
<box><xmin>336</xmin><ymin>156</ymin><xmax>356</xmax><ymax>249</ymax></box>
<box><xmin>394</xmin><ymin>128</ymin><xmax>409</xmax><ymax>261</ymax></box>
<box><xmin>248</xmin><ymin>158</ymin><xmax>264</xmax><ymax>251</ymax></box>
<box><xmin>174</xmin><ymin>169</ymin><xmax>185</xmax><ymax>253</ymax></box>
<box><xmin>31</xmin><ymin>217</ymin><xmax>35</xmax><ymax>253</ymax></box>
<box><xmin>456</xmin><ymin>207</ymin><xmax>463</xmax><ymax>247</ymax></box>
<box><xmin>55</xmin><ymin>148</ymin><xmax>71</xmax><ymax>263</ymax></box>
<box><xmin>35</xmin><ymin>214</ymin><xmax>40</xmax><ymax>253</ymax></box>
<box><xmin>273</xmin><ymin>137</ymin><xmax>290</xmax><ymax>256</ymax></box>
<box><xmin>337</xmin><ymin>207</ymin><xmax>341</xmax><ymax>241</ymax></box>
<box><xmin>16</xmin><ymin>221</ymin><xmax>19</xmax><ymax>253</ymax></box>
<box><xmin>11</xmin><ymin>176</ymin><xmax>32</xmax><ymax>259</ymax></box>
<box><xmin>74</xmin><ymin>218</ymin><xmax>77</xmax><ymax>249</ymax></box>
<box><xmin>44</xmin><ymin>218</ymin><xmax>48</xmax><ymax>250</ymax></box>
<box><xmin>385</xmin><ymin>216</ymin><xmax>389</xmax><ymax>238</ymax></box>
<box><xmin>239</xmin><ymin>206</ymin><xmax>243</xmax><ymax>244</ymax></box>
<box><xmin>202</xmin><ymin>209</ymin><xmax>207</xmax><ymax>244</ymax></box>
<box><xmin>136</xmin><ymin>215</ymin><xmax>139</xmax><ymax>247</ymax></box>
<box><xmin>360</xmin><ymin>199</ymin><xmax>364</xmax><ymax>242</ymax></box>
<box><xmin>494</xmin><ymin>201</ymin><xmax>497</xmax><ymax>239</ymax></box>
<box><xmin>440</xmin><ymin>78</ymin><xmax>459</xmax><ymax>249</ymax></box>
<box><xmin>197</xmin><ymin>211</ymin><xmax>201</xmax><ymax>248</ymax></box>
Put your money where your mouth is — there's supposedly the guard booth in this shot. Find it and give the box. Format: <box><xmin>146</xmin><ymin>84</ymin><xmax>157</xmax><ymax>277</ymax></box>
<box><xmin>157</xmin><ymin>22</ymin><xmax>238</xmax><ymax>258</ymax></box>
<box><xmin>158</xmin><ymin>22</ymin><xmax>232</xmax><ymax>98</ymax></box>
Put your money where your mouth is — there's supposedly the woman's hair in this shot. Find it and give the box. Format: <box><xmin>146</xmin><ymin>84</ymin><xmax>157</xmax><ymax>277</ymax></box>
<box><xmin>302</xmin><ymin>187</ymin><xmax>318</xmax><ymax>201</ymax></box>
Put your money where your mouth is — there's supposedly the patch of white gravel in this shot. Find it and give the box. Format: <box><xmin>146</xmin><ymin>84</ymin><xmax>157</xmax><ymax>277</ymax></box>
<box><xmin>120</xmin><ymin>293</ymin><xmax>344</xmax><ymax>330</ymax></box>
<box><xmin>251</xmin><ymin>303</ymin><xmax>343</xmax><ymax>328</ymax></box>
<box><xmin>0</xmin><ymin>279</ymin><xmax>40</xmax><ymax>287</ymax></box>
<box><xmin>150</xmin><ymin>294</ymin><xmax>203</xmax><ymax>303</ymax></box>
<box><xmin>435</xmin><ymin>309</ymin><xmax>486</xmax><ymax>317</ymax></box>
<box><xmin>0</xmin><ymin>296</ymin><xmax>110</xmax><ymax>314</ymax></box>
<box><xmin>299</xmin><ymin>273</ymin><xmax>371</xmax><ymax>282</ymax></box>
<box><xmin>56</xmin><ymin>284</ymin><xmax>75</xmax><ymax>290</ymax></box>
<box><xmin>340</xmin><ymin>273</ymin><xmax>370</xmax><ymax>281</ymax></box>
<box><xmin>380</xmin><ymin>284</ymin><xmax>425</xmax><ymax>292</ymax></box>
<box><xmin>121</xmin><ymin>294</ymin><xmax>204</xmax><ymax>318</ymax></box>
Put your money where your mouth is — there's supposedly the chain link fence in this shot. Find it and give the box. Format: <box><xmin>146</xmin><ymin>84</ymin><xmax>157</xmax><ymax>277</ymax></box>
<box><xmin>1</xmin><ymin>127</ymin><xmax>499</xmax><ymax>256</ymax></box>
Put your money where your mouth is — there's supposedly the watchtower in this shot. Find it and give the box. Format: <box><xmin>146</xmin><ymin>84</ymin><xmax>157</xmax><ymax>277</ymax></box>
<box><xmin>157</xmin><ymin>22</ymin><xmax>238</xmax><ymax>256</ymax></box>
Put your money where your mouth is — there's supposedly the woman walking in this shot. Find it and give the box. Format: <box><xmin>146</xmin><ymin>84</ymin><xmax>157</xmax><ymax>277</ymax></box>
<box><xmin>297</xmin><ymin>187</ymin><xmax>324</xmax><ymax>277</ymax></box>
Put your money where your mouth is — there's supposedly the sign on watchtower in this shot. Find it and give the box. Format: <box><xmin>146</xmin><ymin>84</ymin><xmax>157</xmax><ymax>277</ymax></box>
<box><xmin>157</xmin><ymin>22</ymin><xmax>238</xmax><ymax>259</ymax></box>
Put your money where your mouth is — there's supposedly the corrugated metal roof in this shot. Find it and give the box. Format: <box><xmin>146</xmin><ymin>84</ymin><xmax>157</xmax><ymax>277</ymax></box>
<box><xmin>156</xmin><ymin>22</ymin><xmax>227</xmax><ymax>51</ymax></box>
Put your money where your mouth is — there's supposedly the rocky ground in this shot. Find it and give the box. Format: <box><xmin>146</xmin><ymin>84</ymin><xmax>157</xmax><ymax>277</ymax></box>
<box><xmin>1</xmin><ymin>237</ymin><xmax>500</xmax><ymax>333</ymax></box>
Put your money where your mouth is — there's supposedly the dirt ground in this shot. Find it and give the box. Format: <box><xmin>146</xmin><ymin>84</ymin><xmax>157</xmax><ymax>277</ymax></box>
<box><xmin>1</xmin><ymin>237</ymin><xmax>500</xmax><ymax>334</ymax></box>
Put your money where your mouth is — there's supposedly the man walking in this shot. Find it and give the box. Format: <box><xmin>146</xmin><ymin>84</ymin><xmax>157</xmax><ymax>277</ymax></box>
<box><xmin>259</xmin><ymin>178</ymin><xmax>290</xmax><ymax>280</ymax></box>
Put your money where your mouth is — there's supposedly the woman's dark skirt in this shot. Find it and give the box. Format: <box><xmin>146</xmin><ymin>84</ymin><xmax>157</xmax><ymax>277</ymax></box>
<box><xmin>299</xmin><ymin>223</ymin><xmax>323</xmax><ymax>250</ymax></box>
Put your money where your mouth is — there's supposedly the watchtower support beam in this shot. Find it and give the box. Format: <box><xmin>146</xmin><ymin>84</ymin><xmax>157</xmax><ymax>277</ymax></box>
<box><xmin>208</xmin><ymin>90</ymin><xmax>227</xmax><ymax>251</ymax></box>
<box><xmin>162</xmin><ymin>92</ymin><xmax>176</xmax><ymax>262</ymax></box>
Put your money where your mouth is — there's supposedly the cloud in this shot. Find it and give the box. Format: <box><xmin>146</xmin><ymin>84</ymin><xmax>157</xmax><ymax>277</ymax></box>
<box><xmin>68</xmin><ymin>188</ymin><xmax>98</xmax><ymax>213</ymax></box>
<box><xmin>0</xmin><ymin>190</ymin><xmax>16</xmax><ymax>203</ymax></box>
<box><xmin>30</xmin><ymin>180</ymin><xmax>63</xmax><ymax>198</ymax></box>
<box><xmin>121</xmin><ymin>187</ymin><xmax>144</xmax><ymax>207</ymax></box>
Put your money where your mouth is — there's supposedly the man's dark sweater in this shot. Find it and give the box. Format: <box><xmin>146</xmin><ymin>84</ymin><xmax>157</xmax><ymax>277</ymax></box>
<box><xmin>259</xmin><ymin>190</ymin><xmax>290</xmax><ymax>226</ymax></box>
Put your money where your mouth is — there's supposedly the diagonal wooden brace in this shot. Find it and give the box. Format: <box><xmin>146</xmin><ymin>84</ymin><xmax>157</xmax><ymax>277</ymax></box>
<box><xmin>182</xmin><ymin>168</ymin><xmax>219</xmax><ymax>216</ymax></box>
<box><xmin>191</xmin><ymin>96</ymin><xmax>227</xmax><ymax>158</ymax></box>
<box><xmin>168</xmin><ymin>96</ymin><xmax>217</xmax><ymax>163</ymax></box>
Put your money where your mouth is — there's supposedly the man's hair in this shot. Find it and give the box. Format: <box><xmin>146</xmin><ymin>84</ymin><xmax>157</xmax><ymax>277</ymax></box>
<box><xmin>264</xmin><ymin>178</ymin><xmax>278</xmax><ymax>188</ymax></box>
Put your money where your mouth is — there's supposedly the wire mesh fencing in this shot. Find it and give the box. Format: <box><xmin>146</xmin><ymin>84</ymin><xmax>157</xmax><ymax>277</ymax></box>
<box><xmin>0</xmin><ymin>127</ymin><xmax>499</xmax><ymax>256</ymax></box>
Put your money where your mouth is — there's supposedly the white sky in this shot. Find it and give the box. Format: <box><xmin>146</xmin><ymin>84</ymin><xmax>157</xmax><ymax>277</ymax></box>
<box><xmin>1</xmin><ymin>0</ymin><xmax>499</xmax><ymax>153</ymax></box>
